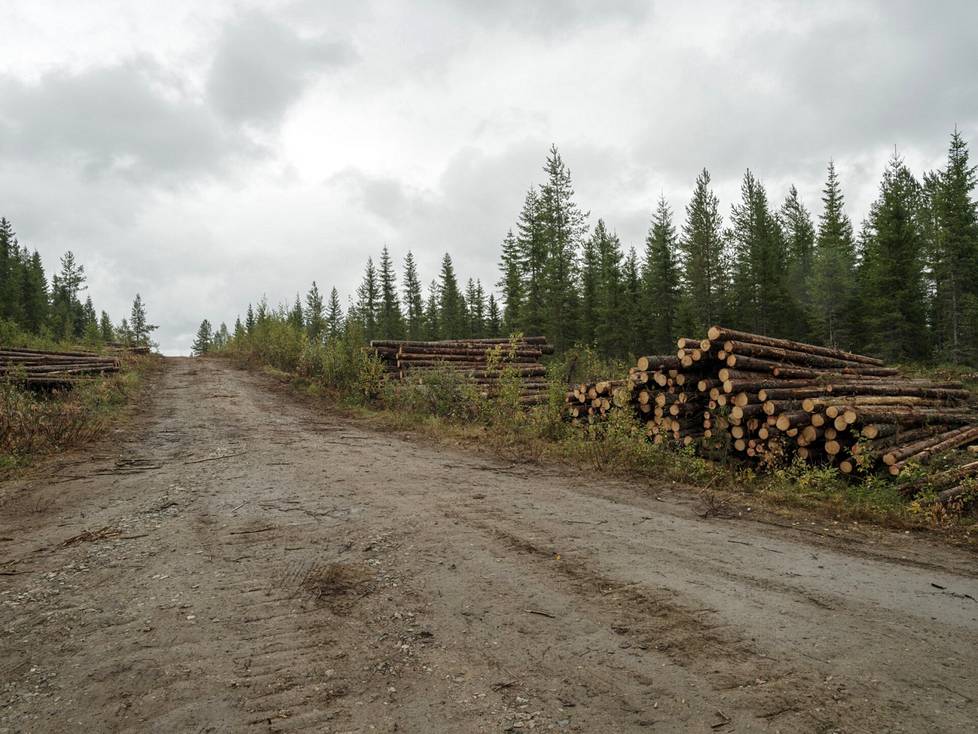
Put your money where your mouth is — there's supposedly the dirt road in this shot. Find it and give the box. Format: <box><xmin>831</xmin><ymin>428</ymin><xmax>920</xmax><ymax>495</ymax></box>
<box><xmin>2</xmin><ymin>358</ymin><xmax>977</xmax><ymax>733</ymax></box>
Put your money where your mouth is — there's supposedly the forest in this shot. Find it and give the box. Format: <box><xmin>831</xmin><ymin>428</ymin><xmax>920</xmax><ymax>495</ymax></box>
<box><xmin>203</xmin><ymin>130</ymin><xmax>978</xmax><ymax>367</ymax></box>
<box><xmin>0</xmin><ymin>219</ymin><xmax>155</xmax><ymax>348</ymax></box>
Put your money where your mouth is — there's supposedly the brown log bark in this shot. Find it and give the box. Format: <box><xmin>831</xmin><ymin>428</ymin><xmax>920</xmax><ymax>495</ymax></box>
<box><xmin>706</xmin><ymin>326</ymin><xmax>883</xmax><ymax>365</ymax></box>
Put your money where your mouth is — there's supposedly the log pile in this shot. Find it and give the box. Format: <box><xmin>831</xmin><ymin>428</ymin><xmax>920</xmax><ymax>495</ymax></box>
<box><xmin>625</xmin><ymin>327</ymin><xmax>978</xmax><ymax>487</ymax></box>
<box><xmin>369</xmin><ymin>337</ymin><xmax>554</xmax><ymax>405</ymax></box>
<box><xmin>565</xmin><ymin>380</ymin><xmax>628</xmax><ymax>424</ymax></box>
<box><xmin>0</xmin><ymin>346</ymin><xmax>121</xmax><ymax>387</ymax></box>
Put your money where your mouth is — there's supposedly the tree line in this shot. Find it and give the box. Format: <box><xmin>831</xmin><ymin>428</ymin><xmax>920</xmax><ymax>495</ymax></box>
<box><xmin>204</xmin><ymin>130</ymin><xmax>978</xmax><ymax>365</ymax></box>
<box><xmin>0</xmin><ymin>218</ymin><xmax>157</xmax><ymax>347</ymax></box>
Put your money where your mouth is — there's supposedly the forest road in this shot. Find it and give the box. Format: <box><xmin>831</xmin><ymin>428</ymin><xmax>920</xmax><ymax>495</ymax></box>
<box><xmin>1</xmin><ymin>357</ymin><xmax>977</xmax><ymax>733</ymax></box>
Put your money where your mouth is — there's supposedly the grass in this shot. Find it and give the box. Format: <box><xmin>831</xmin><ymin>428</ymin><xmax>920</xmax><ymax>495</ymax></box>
<box><xmin>0</xmin><ymin>354</ymin><xmax>161</xmax><ymax>477</ymax></box>
<box><xmin>213</xmin><ymin>327</ymin><xmax>978</xmax><ymax>547</ymax></box>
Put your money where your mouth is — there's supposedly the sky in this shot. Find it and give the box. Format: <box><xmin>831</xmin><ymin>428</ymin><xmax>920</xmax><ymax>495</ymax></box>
<box><xmin>1</xmin><ymin>1</ymin><xmax>976</xmax><ymax>354</ymax></box>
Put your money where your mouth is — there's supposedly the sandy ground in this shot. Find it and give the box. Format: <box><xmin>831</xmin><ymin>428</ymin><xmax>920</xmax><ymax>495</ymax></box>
<box><xmin>1</xmin><ymin>357</ymin><xmax>977</xmax><ymax>733</ymax></box>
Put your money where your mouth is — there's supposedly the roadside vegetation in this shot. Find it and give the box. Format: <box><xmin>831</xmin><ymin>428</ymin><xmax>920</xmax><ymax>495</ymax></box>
<box><xmin>193</xmin><ymin>132</ymin><xmax>978</xmax><ymax>542</ymax></box>
<box><xmin>208</xmin><ymin>312</ymin><xmax>978</xmax><ymax>543</ymax></box>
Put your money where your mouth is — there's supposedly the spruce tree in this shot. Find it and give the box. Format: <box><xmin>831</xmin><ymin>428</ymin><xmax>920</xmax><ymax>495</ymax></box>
<box><xmin>515</xmin><ymin>187</ymin><xmax>547</xmax><ymax>336</ymax></box>
<box><xmin>50</xmin><ymin>251</ymin><xmax>87</xmax><ymax>339</ymax></box>
<box><xmin>288</xmin><ymin>294</ymin><xmax>304</xmax><ymax>331</ymax></box>
<box><xmin>99</xmin><ymin>310</ymin><xmax>114</xmax><ymax>342</ymax></box>
<box><xmin>779</xmin><ymin>185</ymin><xmax>816</xmax><ymax>340</ymax></box>
<box><xmin>860</xmin><ymin>153</ymin><xmax>930</xmax><ymax>361</ymax></box>
<box><xmin>679</xmin><ymin>169</ymin><xmax>726</xmax><ymax>335</ymax></box>
<box><xmin>192</xmin><ymin>319</ymin><xmax>213</xmax><ymax>356</ymax></box>
<box><xmin>129</xmin><ymin>293</ymin><xmax>157</xmax><ymax>346</ymax></box>
<box><xmin>497</xmin><ymin>229</ymin><xmax>524</xmax><ymax>333</ymax></box>
<box><xmin>245</xmin><ymin>304</ymin><xmax>255</xmax><ymax>333</ymax></box>
<box><xmin>728</xmin><ymin>170</ymin><xmax>791</xmax><ymax>335</ymax></box>
<box><xmin>578</xmin><ymin>227</ymin><xmax>600</xmax><ymax>347</ymax></box>
<box><xmin>465</xmin><ymin>278</ymin><xmax>486</xmax><ymax>337</ymax></box>
<box><xmin>378</xmin><ymin>246</ymin><xmax>404</xmax><ymax>339</ymax></box>
<box><xmin>423</xmin><ymin>280</ymin><xmax>440</xmax><ymax>340</ymax></box>
<box><xmin>538</xmin><ymin>145</ymin><xmax>587</xmax><ymax>349</ymax></box>
<box><xmin>305</xmin><ymin>281</ymin><xmax>326</xmax><ymax>341</ymax></box>
<box><xmin>595</xmin><ymin>221</ymin><xmax>624</xmax><ymax>357</ymax></box>
<box><xmin>82</xmin><ymin>296</ymin><xmax>98</xmax><ymax>340</ymax></box>
<box><xmin>620</xmin><ymin>248</ymin><xmax>643</xmax><ymax>356</ymax></box>
<box><xmin>438</xmin><ymin>254</ymin><xmax>466</xmax><ymax>338</ymax></box>
<box><xmin>809</xmin><ymin>161</ymin><xmax>858</xmax><ymax>348</ymax></box>
<box><xmin>486</xmin><ymin>294</ymin><xmax>501</xmax><ymax>337</ymax></box>
<box><xmin>22</xmin><ymin>250</ymin><xmax>48</xmax><ymax>334</ymax></box>
<box><xmin>118</xmin><ymin>317</ymin><xmax>133</xmax><ymax>345</ymax></box>
<box><xmin>929</xmin><ymin>129</ymin><xmax>978</xmax><ymax>363</ymax></box>
<box><xmin>233</xmin><ymin>317</ymin><xmax>244</xmax><ymax>341</ymax></box>
<box><xmin>402</xmin><ymin>251</ymin><xmax>425</xmax><ymax>339</ymax></box>
<box><xmin>641</xmin><ymin>196</ymin><xmax>680</xmax><ymax>354</ymax></box>
<box><xmin>355</xmin><ymin>257</ymin><xmax>380</xmax><ymax>339</ymax></box>
<box><xmin>326</xmin><ymin>287</ymin><xmax>344</xmax><ymax>339</ymax></box>
<box><xmin>0</xmin><ymin>218</ymin><xmax>22</xmax><ymax>324</ymax></box>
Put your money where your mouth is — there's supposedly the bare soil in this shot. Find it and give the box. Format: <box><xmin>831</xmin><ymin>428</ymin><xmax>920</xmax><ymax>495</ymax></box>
<box><xmin>2</xmin><ymin>358</ymin><xmax>977</xmax><ymax>733</ymax></box>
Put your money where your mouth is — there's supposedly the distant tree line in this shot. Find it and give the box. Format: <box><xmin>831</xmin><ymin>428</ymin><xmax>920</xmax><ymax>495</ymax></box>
<box><xmin>208</xmin><ymin>130</ymin><xmax>978</xmax><ymax>365</ymax></box>
<box><xmin>0</xmin><ymin>218</ymin><xmax>156</xmax><ymax>347</ymax></box>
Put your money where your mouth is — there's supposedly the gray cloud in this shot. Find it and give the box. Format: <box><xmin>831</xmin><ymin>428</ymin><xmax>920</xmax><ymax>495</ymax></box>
<box><xmin>206</xmin><ymin>9</ymin><xmax>356</xmax><ymax>126</ymax></box>
<box><xmin>0</xmin><ymin>57</ymin><xmax>262</xmax><ymax>184</ymax></box>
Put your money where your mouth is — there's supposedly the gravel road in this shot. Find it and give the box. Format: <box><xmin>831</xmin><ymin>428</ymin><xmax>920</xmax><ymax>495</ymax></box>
<box><xmin>2</xmin><ymin>357</ymin><xmax>976</xmax><ymax>733</ymax></box>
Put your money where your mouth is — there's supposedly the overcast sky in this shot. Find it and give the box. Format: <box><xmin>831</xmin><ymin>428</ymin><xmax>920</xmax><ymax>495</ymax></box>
<box><xmin>1</xmin><ymin>1</ymin><xmax>976</xmax><ymax>354</ymax></box>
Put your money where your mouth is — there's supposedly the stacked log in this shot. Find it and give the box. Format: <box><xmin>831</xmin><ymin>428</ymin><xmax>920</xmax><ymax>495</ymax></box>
<box><xmin>624</xmin><ymin>328</ymin><xmax>978</xmax><ymax>482</ymax></box>
<box><xmin>565</xmin><ymin>380</ymin><xmax>628</xmax><ymax>425</ymax></box>
<box><xmin>0</xmin><ymin>347</ymin><xmax>121</xmax><ymax>387</ymax></box>
<box><xmin>369</xmin><ymin>337</ymin><xmax>553</xmax><ymax>405</ymax></box>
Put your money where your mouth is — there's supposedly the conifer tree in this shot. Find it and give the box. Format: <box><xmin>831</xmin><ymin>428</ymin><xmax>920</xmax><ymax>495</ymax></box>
<box><xmin>82</xmin><ymin>296</ymin><xmax>98</xmax><ymax>340</ymax></box>
<box><xmin>497</xmin><ymin>229</ymin><xmax>524</xmax><ymax>333</ymax></box>
<box><xmin>288</xmin><ymin>294</ymin><xmax>304</xmax><ymax>331</ymax></box>
<box><xmin>859</xmin><ymin>153</ymin><xmax>930</xmax><ymax>361</ymax></box>
<box><xmin>728</xmin><ymin>170</ymin><xmax>791</xmax><ymax>334</ymax></box>
<box><xmin>245</xmin><ymin>304</ymin><xmax>255</xmax><ymax>333</ymax></box>
<box><xmin>486</xmin><ymin>294</ymin><xmax>501</xmax><ymax>337</ymax></box>
<box><xmin>326</xmin><ymin>287</ymin><xmax>344</xmax><ymax>339</ymax></box>
<box><xmin>538</xmin><ymin>145</ymin><xmax>587</xmax><ymax>349</ymax></box>
<box><xmin>129</xmin><ymin>293</ymin><xmax>157</xmax><ymax>346</ymax></box>
<box><xmin>402</xmin><ymin>251</ymin><xmax>425</xmax><ymax>339</ymax></box>
<box><xmin>423</xmin><ymin>280</ymin><xmax>440</xmax><ymax>340</ymax></box>
<box><xmin>99</xmin><ymin>310</ymin><xmax>114</xmax><ymax>342</ymax></box>
<box><xmin>118</xmin><ymin>317</ymin><xmax>133</xmax><ymax>345</ymax></box>
<box><xmin>515</xmin><ymin>187</ymin><xmax>547</xmax><ymax>336</ymax></box>
<box><xmin>438</xmin><ymin>254</ymin><xmax>466</xmax><ymax>338</ymax></box>
<box><xmin>596</xmin><ymin>224</ymin><xmax>625</xmax><ymax>357</ymax></box>
<box><xmin>641</xmin><ymin>196</ymin><xmax>680</xmax><ymax>354</ymax></box>
<box><xmin>0</xmin><ymin>218</ymin><xmax>22</xmax><ymax>323</ymax></box>
<box><xmin>779</xmin><ymin>185</ymin><xmax>816</xmax><ymax>340</ymax></box>
<box><xmin>378</xmin><ymin>246</ymin><xmax>404</xmax><ymax>339</ymax></box>
<box><xmin>355</xmin><ymin>257</ymin><xmax>380</xmax><ymax>339</ymax></box>
<box><xmin>50</xmin><ymin>251</ymin><xmax>87</xmax><ymax>339</ymax></box>
<box><xmin>578</xmin><ymin>228</ymin><xmax>600</xmax><ymax>347</ymax></box>
<box><xmin>620</xmin><ymin>248</ymin><xmax>643</xmax><ymax>356</ymax></box>
<box><xmin>809</xmin><ymin>161</ymin><xmax>858</xmax><ymax>348</ymax></box>
<box><xmin>465</xmin><ymin>278</ymin><xmax>486</xmax><ymax>337</ymax></box>
<box><xmin>192</xmin><ymin>319</ymin><xmax>213</xmax><ymax>356</ymax></box>
<box><xmin>233</xmin><ymin>317</ymin><xmax>244</xmax><ymax>341</ymax></box>
<box><xmin>679</xmin><ymin>169</ymin><xmax>726</xmax><ymax>335</ymax></box>
<box><xmin>305</xmin><ymin>281</ymin><xmax>326</xmax><ymax>341</ymax></box>
<box><xmin>22</xmin><ymin>250</ymin><xmax>48</xmax><ymax>333</ymax></box>
<box><xmin>929</xmin><ymin>129</ymin><xmax>978</xmax><ymax>363</ymax></box>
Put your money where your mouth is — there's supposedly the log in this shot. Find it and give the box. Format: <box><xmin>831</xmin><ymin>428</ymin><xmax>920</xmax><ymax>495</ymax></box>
<box><xmin>707</xmin><ymin>326</ymin><xmax>884</xmax><ymax>365</ymax></box>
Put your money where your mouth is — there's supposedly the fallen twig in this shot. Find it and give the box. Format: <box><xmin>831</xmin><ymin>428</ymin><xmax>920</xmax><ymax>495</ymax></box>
<box><xmin>523</xmin><ymin>608</ymin><xmax>557</xmax><ymax>619</ymax></box>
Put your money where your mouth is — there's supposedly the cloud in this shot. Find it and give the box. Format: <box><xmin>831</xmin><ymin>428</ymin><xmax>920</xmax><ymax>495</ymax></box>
<box><xmin>206</xmin><ymin>9</ymin><xmax>356</xmax><ymax>126</ymax></box>
<box><xmin>0</xmin><ymin>57</ymin><xmax>263</xmax><ymax>185</ymax></box>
